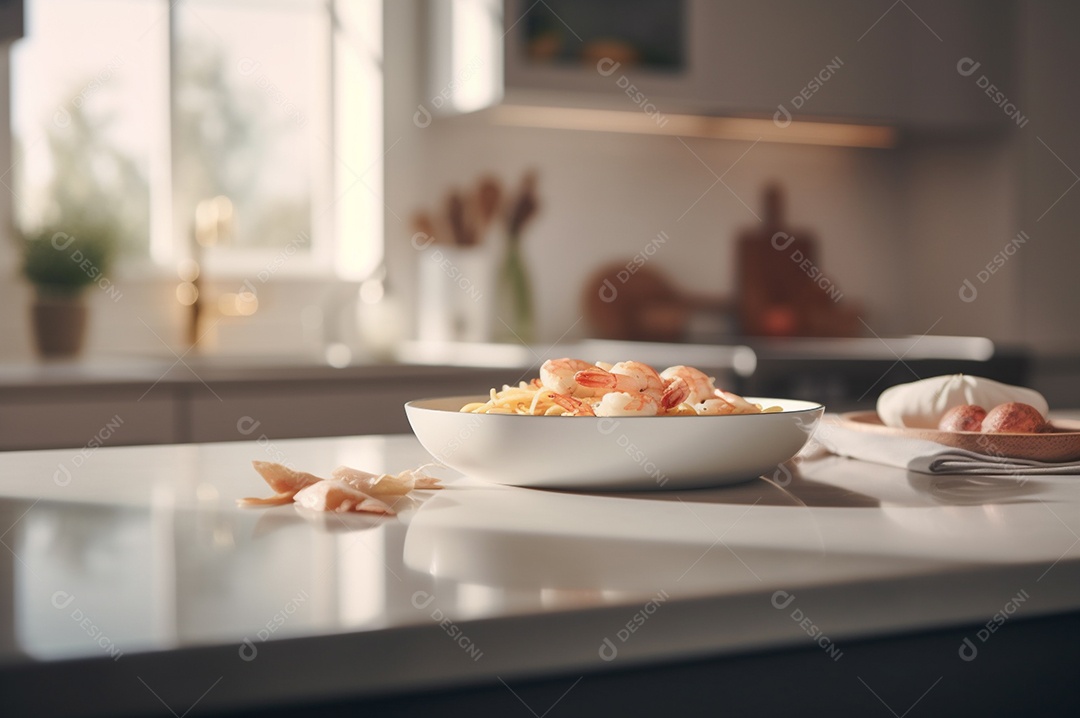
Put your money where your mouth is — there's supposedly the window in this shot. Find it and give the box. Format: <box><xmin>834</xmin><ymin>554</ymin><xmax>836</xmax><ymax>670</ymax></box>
<box><xmin>11</xmin><ymin>0</ymin><xmax>381</xmax><ymax>280</ymax></box>
<box><xmin>12</xmin><ymin>0</ymin><xmax>163</xmax><ymax>259</ymax></box>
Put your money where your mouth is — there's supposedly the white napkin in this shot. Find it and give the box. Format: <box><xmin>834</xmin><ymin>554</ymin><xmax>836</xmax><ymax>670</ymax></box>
<box><xmin>876</xmin><ymin>374</ymin><xmax>1048</xmax><ymax>429</ymax></box>
<box><xmin>815</xmin><ymin>416</ymin><xmax>1080</xmax><ymax>476</ymax></box>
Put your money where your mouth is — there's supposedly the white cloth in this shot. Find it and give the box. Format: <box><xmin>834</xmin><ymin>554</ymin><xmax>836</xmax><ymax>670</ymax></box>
<box><xmin>816</xmin><ymin>416</ymin><xmax>1080</xmax><ymax>476</ymax></box>
<box><xmin>876</xmin><ymin>374</ymin><xmax>1048</xmax><ymax>429</ymax></box>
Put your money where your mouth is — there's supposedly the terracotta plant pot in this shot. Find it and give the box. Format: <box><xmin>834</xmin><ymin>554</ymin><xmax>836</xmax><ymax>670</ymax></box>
<box><xmin>31</xmin><ymin>296</ymin><xmax>88</xmax><ymax>358</ymax></box>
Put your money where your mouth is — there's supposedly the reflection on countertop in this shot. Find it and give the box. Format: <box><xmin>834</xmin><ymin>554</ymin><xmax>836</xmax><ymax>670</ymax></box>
<box><xmin>1</xmin><ymin>432</ymin><xmax>1078</xmax><ymax>718</ymax></box>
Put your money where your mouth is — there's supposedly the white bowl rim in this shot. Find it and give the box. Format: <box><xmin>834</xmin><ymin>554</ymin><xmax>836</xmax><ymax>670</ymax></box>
<box><xmin>406</xmin><ymin>395</ymin><xmax>825</xmax><ymax>417</ymax></box>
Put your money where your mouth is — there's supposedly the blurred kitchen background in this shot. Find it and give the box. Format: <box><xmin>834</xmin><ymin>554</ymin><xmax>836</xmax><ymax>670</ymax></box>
<box><xmin>0</xmin><ymin>0</ymin><xmax>1078</xmax><ymax>448</ymax></box>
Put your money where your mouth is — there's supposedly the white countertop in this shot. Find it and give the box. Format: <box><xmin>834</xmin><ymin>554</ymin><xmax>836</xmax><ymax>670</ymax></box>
<box><xmin>0</xmin><ymin>433</ymin><xmax>1078</xmax><ymax>716</ymax></box>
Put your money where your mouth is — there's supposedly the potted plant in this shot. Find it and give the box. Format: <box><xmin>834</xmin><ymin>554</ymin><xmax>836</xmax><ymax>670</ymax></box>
<box><xmin>20</xmin><ymin>221</ymin><xmax>116</xmax><ymax>358</ymax></box>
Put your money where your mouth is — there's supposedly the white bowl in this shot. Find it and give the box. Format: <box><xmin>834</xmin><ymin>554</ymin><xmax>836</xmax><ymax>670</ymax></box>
<box><xmin>405</xmin><ymin>395</ymin><xmax>824</xmax><ymax>491</ymax></box>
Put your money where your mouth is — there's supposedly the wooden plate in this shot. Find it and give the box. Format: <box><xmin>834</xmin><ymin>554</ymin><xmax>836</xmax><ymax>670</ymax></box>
<box><xmin>837</xmin><ymin>411</ymin><xmax>1080</xmax><ymax>462</ymax></box>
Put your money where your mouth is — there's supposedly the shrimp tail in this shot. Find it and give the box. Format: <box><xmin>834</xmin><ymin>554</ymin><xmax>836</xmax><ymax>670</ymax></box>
<box><xmin>550</xmin><ymin>392</ymin><xmax>596</xmax><ymax>416</ymax></box>
<box><xmin>574</xmin><ymin>369</ymin><xmax>620</xmax><ymax>390</ymax></box>
<box><xmin>661</xmin><ymin>377</ymin><xmax>690</xmax><ymax>409</ymax></box>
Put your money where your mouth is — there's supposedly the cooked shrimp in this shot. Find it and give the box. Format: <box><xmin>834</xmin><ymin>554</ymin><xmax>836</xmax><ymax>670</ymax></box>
<box><xmin>578</xmin><ymin>361</ymin><xmax>687</xmax><ymax>410</ymax></box>
<box><xmin>576</xmin><ymin>361</ymin><xmax>664</xmax><ymax>396</ymax></box>
<box><xmin>540</xmin><ymin>358</ymin><xmax>608</xmax><ymax>397</ymax></box>
<box><xmin>595</xmin><ymin>391</ymin><xmax>661</xmax><ymax>417</ymax></box>
<box><xmin>661</xmin><ymin>377</ymin><xmax>689</xmax><ymax>409</ymax></box>
<box><xmin>697</xmin><ymin>397</ymin><xmax>738</xmax><ymax>416</ymax></box>
<box><xmin>697</xmin><ymin>391</ymin><xmax>775</xmax><ymax>415</ymax></box>
<box><xmin>661</xmin><ymin>366</ymin><xmax>718</xmax><ymax>404</ymax></box>
<box><xmin>714</xmin><ymin>389</ymin><xmax>762</xmax><ymax>413</ymax></box>
<box><xmin>552</xmin><ymin>389</ymin><xmax>662</xmax><ymax>417</ymax></box>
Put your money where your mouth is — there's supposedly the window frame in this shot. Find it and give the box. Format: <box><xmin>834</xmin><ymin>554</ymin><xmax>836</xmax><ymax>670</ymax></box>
<box><xmin>3</xmin><ymin>0</ymin><xmax>383</xmax><ymax>284</ymax></box>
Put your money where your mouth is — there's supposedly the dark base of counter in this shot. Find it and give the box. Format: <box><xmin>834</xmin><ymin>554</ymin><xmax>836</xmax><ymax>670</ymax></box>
<box><xmin>212</xmin><ymin>608</ymin><xmax>1080</xmax><ymax>718</ymax></box>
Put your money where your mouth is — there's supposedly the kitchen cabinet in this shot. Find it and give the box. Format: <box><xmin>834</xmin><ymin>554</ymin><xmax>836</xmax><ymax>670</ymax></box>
<box><xmin>501</xmin><ymin>0</ymin><xmax>1016</xmax><ymax>129</ymax></box>
<box><xmin>184</xmin><ymin>373</ymin><xmax>512</xmax><ymax>443</ymax></box>
<box><xmin>0</xmin><ymin>361</ymin><xmax>525</xmax><ymax>450</ymax></box>
<box><xmin>0</xmin><ymin>0</ymin><xmax>22</xmax><ymax>40</ymax></box>
<box><xmin>0</xmin><ymin>387</ymin><xmax>176</xmax><ymax>451</ymax></box>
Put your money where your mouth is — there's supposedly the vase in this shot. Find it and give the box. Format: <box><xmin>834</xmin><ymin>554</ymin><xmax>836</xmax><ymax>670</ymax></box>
<box><xmin>495</xmin><ymin>237</ymin><xmax>534</xmax><ymax>344</ymax></box>
<box><xmin>416</xmin><ymin>245</ymin><xmax>496</xmax><ymax>343</ymax></box>
<box><xmin>31</xmin><ymin>294</ymin><xmax>88</xmax><ymax>358</ymax></box>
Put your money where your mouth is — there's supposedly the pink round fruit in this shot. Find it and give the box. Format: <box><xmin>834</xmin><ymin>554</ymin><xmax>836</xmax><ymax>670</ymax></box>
<box><xmin>981</xmin><ymin>402</ymin><xmax>1048</xmax><ymax>434</ymax></box>
<box><xmin>937</xmin><ymin>404</ymin><xmax>987</xmax><ymax>432</ymax></box>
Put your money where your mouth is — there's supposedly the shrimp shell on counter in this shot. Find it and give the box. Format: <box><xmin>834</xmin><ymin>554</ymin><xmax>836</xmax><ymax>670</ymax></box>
<box><xmin>238</xmin><ymin>461</ymin><xmax>443</xmax><ymax>515</ymax></box>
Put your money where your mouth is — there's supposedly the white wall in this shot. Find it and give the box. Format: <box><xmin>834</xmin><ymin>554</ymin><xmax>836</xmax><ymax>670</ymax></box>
<box><xmin>390</xmin><ymin>117</ymin><xmax>912</xmax><ymax>343</ymax></box>
<box><xmin>380</xmin><ymin>0</ymin><xmax>1076</xmax><ymax>354</ymax></box>
<box><xmin>901</xmin><ymin>137</ymin><xmax>1021</xmax><ymax>343</ymax></box>
<box><xmin>1018</xmin><ymin>1</ymin><xmax>1080</xmax><ymax>354</ymax></box>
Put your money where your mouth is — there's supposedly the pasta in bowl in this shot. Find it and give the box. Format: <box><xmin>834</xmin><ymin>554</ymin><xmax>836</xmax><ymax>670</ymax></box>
<box><xmin>406</xmin><ymin>358</ymin><xmax>823</xmax><ymax>490</ymax></box>
<box><xmin>405</xmin><ymin>394</ymin><xmax>824</xmax><ymax>491</ymax></box>
<box><xmin>459</xmin><ymin>359</ymin><xmax>783</xmax><ymax>418</ymax></box>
